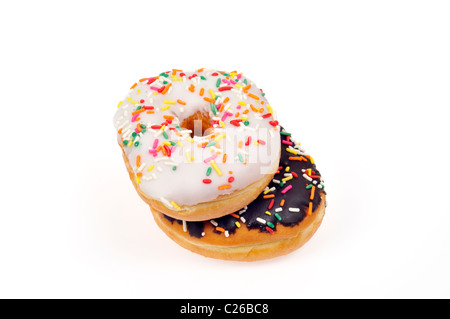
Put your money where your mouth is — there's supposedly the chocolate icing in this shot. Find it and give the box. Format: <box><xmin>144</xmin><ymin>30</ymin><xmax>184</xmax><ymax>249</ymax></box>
<box><xmin>163</xmin><ymin>127</ymin><xmax>325</xmax><ymax>238</ymax></box>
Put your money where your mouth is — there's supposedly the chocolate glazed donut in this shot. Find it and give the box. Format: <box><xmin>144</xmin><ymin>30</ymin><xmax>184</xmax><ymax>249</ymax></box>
<box><xmin>152</xmin><ymin>127</ymin><xmax>327</xmax><ymax>261</ymax></box>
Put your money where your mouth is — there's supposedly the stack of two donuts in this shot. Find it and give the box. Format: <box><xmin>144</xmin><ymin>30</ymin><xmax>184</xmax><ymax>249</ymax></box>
<box><xmin>114</xmin><ymin>69</ymin><xmax>326</xmax><ymax>261</ymax></box>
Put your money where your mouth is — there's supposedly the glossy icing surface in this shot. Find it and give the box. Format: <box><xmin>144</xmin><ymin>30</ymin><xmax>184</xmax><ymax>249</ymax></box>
<box><xmin>164</xmin><ymin>127</ymin><xmax>326</xmax><ymax>238</ymax></box>
<box><xmin>114</xmin><ymin>69</ymin><xmax>280</xmax><ymax>208</ymax></box>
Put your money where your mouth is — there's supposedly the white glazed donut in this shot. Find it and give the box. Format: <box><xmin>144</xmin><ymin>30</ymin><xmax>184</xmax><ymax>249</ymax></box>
<box><xmin>114</xmin><ymin>69</ymin><xmax>281</xmax><ymax>221</ymax></box>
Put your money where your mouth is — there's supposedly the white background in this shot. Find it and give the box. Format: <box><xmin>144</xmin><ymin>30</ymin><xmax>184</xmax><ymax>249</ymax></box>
<box><xmin>1</xmin><ymin>0</ymin><xmax>449</xmax><ymax>298</ymax></box>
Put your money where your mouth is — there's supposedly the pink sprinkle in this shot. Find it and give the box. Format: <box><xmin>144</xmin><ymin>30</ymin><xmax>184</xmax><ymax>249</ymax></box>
<box><xmin>149</xmin><ymin>149</ymin><xmax>156</xmax><ymax>155</ymax></box>
<box><xmin>203</xmin><ymin>154</ymin><xmax>218</xmax><ymax>163</ymax></box>
<box><xmin>282</xmin><ymin>140</ymin><xmax>293</xmax><ymax>145</ymax></box>
<box><xmin>150</xmin><ymin>86</ymin><xmax>160</xmax><ymax>91</ymax></box>
<box><xmin>281</xmin><ymin>185</ymin><xmax>293</xmax><ymax>194</ymax></box>
<box><xmin>131</xmin><ymin>113</ymin><xmax>139</xmax><ymax>122</ymax></box>
<box><xmin>236</xmin><ymin>74</ymin><xmax>242</xmax><ymax>79</ymax></box>
<box><xmin>153</xmin><ymin>139</ymin><xmax>159</xmax><ymax>149</ymax></box>
<box><xmin>229</xmin><ymin>79</ymin><xmax>237</xmax><ymax>85</ymax></box>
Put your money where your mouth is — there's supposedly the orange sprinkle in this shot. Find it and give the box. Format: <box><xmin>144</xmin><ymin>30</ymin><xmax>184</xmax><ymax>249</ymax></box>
<box><xmin>235</xmin><ymin>112</ymin><xmax>240</xmax><ymax>117</ymax></box>
<box><xmin>131</xmin><ymin>108</ymin><xmax>146</xmax><ymax>115</ymax></box>
<box><xmin>250</xmin><ymin>104</ymin><xmax>259</xmax><ymax>112</ymax></box>
<box><xmin>222</xmin><ymin>153</ymin><xmax>227</xmax><ymax>163</ymax></box>
<box><xmin>218</xmin><ymin>184</ymin><xmax>232</xmax><ymax>190</ymax></box>
<box><xmin>117</xmin><ymin>129</ymin><xmax>122</xmax><ymax>134</ymax></box>
<box><xmin>238</xmin><ymin>141</ymin><xmax>243</xmax><ymax>149</ymax></box>
<box><xmin>146</xmin><ymin>110</ymin><xmax>155</xmax><ymax>114</ymax></box>
<box><xmin>136</xmin><ymin>155</ymin><xmax>141</xmax><ymax>167</ymax></box>
<box><xmin>216</xmin><ymin>226</ymin><xmax>225</xmax><ymax>233</ymax></box>
<box><xmin>243</xmin><ymin>109</ymin><xmax>249</xmax><ymax>114</ymax></box>
<box><xmin>308</xmin><ymin>202</ymin><xmax>313</xmax><ymax>215</ymax></box>
<box><xmin>263</xmin><ymin>194</ymin><xmax>275</xmax><ymax>199</ymax></box>
<box><xmin>177</xmin><ymin>99</ymin><xmax>186</xmax><ymax>105</ymax></box>
<box><xmin>163</xmin><ymin>115</ymin><xmax>174</xmax><ymax>120</ymax></box>
<box><xmin>230</xmin><ymin>213</ymin><xmax>240</xmax><ymax>219</ymax></box>
<box><xmin>289</xmin><ymin>156</ymin><xmax>307</xmax><ymax>161</ymax></box>
<box><xmin>198</xmin><ymin>68</ymin><xmax>204</xmax><ymax>72</ymax></box>
<box><xmin>203</xmin><ymin>97</ymin><xmax>214</xmax><ymax>103</ymax></box>
<box><xmin>243</xmin><ymin>84</ymin><xmax>251</xmax><ymax>91</ymax></box>
<box><xmin>188</xmin><ymin>84</ymin><xmax>195</xmax><ymax>92</ymax></box>
<box><xmin>223</xmin><ymin>97</ymin><xmax>230</xmax><ymax>104</ymax></box>
<box><xmin>280</xmin><ymin>199</ymin><xmax>285</xmax><ymax>207</ymax></box>
<box><xmin>199</xmin><ymin>88</ymin><xmax>204</xmax><ymax>96</ymax></box>
<box><xmin>130</xmin><ymin>83</ymin><xmax>137</xmax><ymax>89</ymax></box>
<box><xmin>161</xmin><ymin>83</ymin><xmax>171</xmax><ymax>95</ymax></box>
<box><xmin>136</xmin><ymin>172</ymin><xmax>143</xmax><ymax>178</ymax></box>
<box><xmin>219</xmin><ymin>104</ymin><xmax>225</xmax><ymax>112</ymax></box>
<box><xmin>248</xmin><ymin>93</ymin><xmax>259</xmax><ymax>100</ymax></box>
<box><xmin>310</xmin><ymin>186</ymin><xmax>316</xmax><ymax>200</ymax></box>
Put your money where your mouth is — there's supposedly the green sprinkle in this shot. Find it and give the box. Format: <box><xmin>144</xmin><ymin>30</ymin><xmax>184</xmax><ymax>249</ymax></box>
<box><xmin>200</xmin><ymin>76</ymin><xmax>206</xmax><ymax>80</ymax></box>
<box><xmin>223</xmin><ymin>72</ymin><xmax>230</xmax><ymax>76</ymax></box>
<box><xmin>170</xmin><ymin>141</ymin><xmax>177</xmax><ymax>146</ymax></box>
<box><xmin>134</xmin><ymin>141</ymin><xmax>139</xmax><ymax>147</ymax></box>
<box><xmin>140</xmin><ymin>124</ymin><xmax>146</xmax><ymax>129</ymax></box>
<box><xmin>243</xmin><ymin>120</ymin><xmax>249</xmax><ymax>126</ymax></box>
<box><xmin>159</xmin><ymin>72</ymin><xmax>169</xmax><ymax>77</ymax></box>
<box><xmin>243</xmin><ymin>79</ymin><xmax>248</xmax><ymax>85</ymax></box>
<box><xmin>175</xmin><ymin>125</ymin><xmax>182</xmax><ymax>131</ymax></box>
<box><xmin>162</xmin><ymin>131</ymin><xmax>169</xmax><ymax>139</ymax></box>
<box><xmin>279</xmin><ymin>182</ymin><xmax>285</xmax><ymax>187</ymax></box>
<box><xmin>275</xmin><ymin>213</ymin><xmax>282</xmax><ymax>221</ymax></box>
<box><xmin>172</xmin><ymin>166</ymin><xmax>177</xmax><ymax>171</ymax></box>
<box><xmin>132</xmin><ymin>132</ymin><xmax>137</xmax><ymax>137</ymax></box>
<box><xmin>261</xmin><ymin>92</ymin><xmax>265</xmax><ymax>97</ymax></box>
<box><xmin>123</xmin><ymin>140</ymin><xmax>128</xmax><ymax>145</ymax></box>
<box><xmin>206</xmin><ymin>141</ymin><xmax>217</xmax><ymax>147</ymax></box>
<box><xmin>136</xmin><ymin>105</ymin><xmax>142</xmax><ymax>111</ymax></box>
<box><xmin>210</xmin><ymin>103</ymin><xmax>217</xmax><ymax>115</ymax></box>
<box><xmin>163</xmin><ymin>80</ymin><xmax>168</xmax><ymax>85</ymax></box>
<box><xmin>306</xmin><ymin>184</ymin><xmax>313</xmax><ymax>189</ymax></box>
<box><xmin>267</xmin><ymin>221</ymin><xmax>275</xmax><ymax>229</ymax></box>
<box><xmin>238</xmin><ymin>153</ymin><xmax>244</xmax><ymax>163</ymax></box>
<box><xmin>206</xmin><ymin>167</ymin><xmax>212</xmax><ymax>176</ymax></box>
<box><xmin>280</xmin><ymin>131</ymin><xmax>291</xmax><ymax>136</ymax></box>
<box><xmin>216</xmin><ymin>78</ymin><xmax>221</xmax><ymax>87</ymax></box>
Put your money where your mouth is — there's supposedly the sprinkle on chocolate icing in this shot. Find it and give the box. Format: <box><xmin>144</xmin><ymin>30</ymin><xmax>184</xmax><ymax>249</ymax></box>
<box><xmin>163</xmin><ymin>127</ymin><xmax>325</xmax><ymax>238</ymax></box>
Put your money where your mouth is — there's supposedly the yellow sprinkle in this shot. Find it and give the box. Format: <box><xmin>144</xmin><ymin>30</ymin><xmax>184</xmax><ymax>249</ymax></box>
<box><xmin>186</xmin><ymin>151</ymin><xmax>191</xmax><ymax>163</ymax></box>
<box><xmin>163</xmin><ymin>141</ymin><xmax>172</xmax><ymax>146</ymax></box>
<box><xmin>238</xmin><ymin>101</ymin><xmax>246</xmax><ymax>106</ymax></box>
<box><xmin>136</xmin><ymin>175</ymin><xmax>141</xmax><ymax>184</ymax></box>
<box><xmin>163</xmin><ymin>100</ymin><xmax>176</xmax><ymax>104</ymax></box>
<box><xmin>117</xmin><ymin>101</ymin><xmax>123</xmax><ymax>108</ymax></box>
<box><xmin>137</xmin><ymin>89</ymin><xmax>140</xmax><ymax>95</ymax></box>
<box><xmin>263</xmin><ymin>188</ymin><xmax>271</xmax><ymax>195</ymax></box>
<box><xmin>161</xmin><ymin>105</ymin><xmax>170</xmax><ymax>111</ymax></box>
<box><xmin>286</xmin><ymin>148</ymin><xmax>298</xmax><ymax>155</ymax></box>
<box><xmin>210</xmin><ymin>160</ymin><xmax>222</xmax><ymax>176</ymax></box>
<box><xmin>214</xmin><ymin>133</ymin><xmax>226</xmax><ymax>142</ymax></box>
<box><xmin>234</xmin><ymin>84</ymin><xmax>243</xmax><ymax>88</ymax></box>
<box><xmin>130</xmin><ymin>100</ymin><xmax>138</xmax><ymax>105</ymax></box>
<box><xmin>209</xmin><ymin>89</ymin><xmax>216</xmax><ymax>100</ymax></box>
<box><xmin>153</xmin><ymin>92</ymin><xmax>158</xmax><ymax>95</ymax></box>
<box><xmin>235</xmin><ymin>221</ymin><xmax>241</xmax><ymax>228</ymax></box>
<box><xmin>188</xmin><ymin>137</ymin><xmax>194</xmax><ymax>143</ymax></box>
<box><xmin>177</xmin><ymin>140</ymin><xmax>184</xmax><ymax>147</ymax></box>
<box><xmin>219</xmin><ymin>121</ymin><xmax>225</xmax><ymax>128</ymax></box>
<box><xmin>191</xmin><ymin>156</ymin><xmax>195</xmax><ymax>161</ymax></box>
<box><xmin>147</xmin><ymin>165</ymin><xmax>155</xmax><ymax>172</ymax></box>
<box><xmin>265</xmin><ymin>211</ymin><xmax>271</xmax><ymax>216</ymax></box>
<box><xmin>282</xmin><ymin>176</ymin><xmax>293</xmax><ymax>182</ymax></box>
<box><xmin>171</xmin><ymin>201</ymin><xmax>181</xmax><ymax>210</ymax></box>
<box><xmin>285</xmin><ymin>166</ymin><xmax>290</xmax><ymax>172</ymax></box>
<box><xmin>306</xmin><ymin>155</ymin><xmax>315</xmax><ymax>164</ymax></box>
<box><xmin>308</xmin><ymin>168</ymin><xmax>312</xmax><ymax>175</ymax></box>
<box><xmin>161</xmin><ymin>125</ymin><xmax>166</xmax><ymax>131</ymax></box>
<box><xmin>240</xmin><ymin>116</ymin><xmax>248</xmax><ymax>121</ymax></box>
<box><xmin>267</xmin><ymin>105</ymin><xmax>273</xmax><ymax>113</ymax></box>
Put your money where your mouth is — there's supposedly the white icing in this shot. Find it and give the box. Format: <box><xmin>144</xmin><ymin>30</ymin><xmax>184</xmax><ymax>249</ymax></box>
<box><xmin>113</xmin><ymin>69</ymin><xmax>280</xmax><ymax>208</ymax></box>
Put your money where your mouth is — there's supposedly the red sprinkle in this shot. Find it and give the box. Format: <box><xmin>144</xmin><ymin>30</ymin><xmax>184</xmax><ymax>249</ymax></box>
<box><xmin>257</xmin><ymin>139</ymin><xmax>266</xmax><ymax>145</ymax></box>
<box><xmin>265</xmin><ymin>226</ymin><xmax>275</xmax><ymax>234</ymax></box>
<box><xmin>269</xmin><ymin>120</ymin><xmax>279</xmax><ymax>126</ymax></box>
<box><xmin>262</xmin><ymin>113</ymin><xmax>272</xmax><ymax>118</ymax></box>
<box><xmin>151</xmin><ymin>125</ymin><xmax>162</xmax><ymax>129</ymax></box>
<box><xmin>268</xmin><ymin>199</ymin><xmax>275</xmax><ymax>210</ymax></box>
<box><xmin>163</xmin><ymin>145</ymin><xmax>171</xmax><ymax>157</ymax></box>
<box><xmin>228</xmin><ymin>176</ymin><xmax>235</xmax><ymax>183</ymax></box>
<box><xmin>229</xmin><ymin>119</ymin><xmax>242</xmax><ymax>127</ymax></box>
<box><xmin>203</xmin><ymin>179</ymin><xmax>212</xmax><ymax>184</ymax></box>
<box><xmin>291</xmin><ymin>171</ymin><xmax>298</xmax><ymax>178</ymax></box>
<box><xmin>218</xmin><ymin>86</ymin><xmax>233</xmax><ymax>91</ymax></box>
<box><xmin>245</xmin><ymin>136</ymin><xmax>252</xmax><ymax>146</ymax></box>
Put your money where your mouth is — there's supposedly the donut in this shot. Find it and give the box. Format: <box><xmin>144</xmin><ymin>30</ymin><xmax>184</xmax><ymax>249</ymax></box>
<box><xmin>151</xmin><ymin>127</ymin><xmax>326</xmax><ymax>261</ymax></box>
<box><xmin>114</xmin><ymin>69</ymin><xmax>281</xmax><ymax>221</ymax></box>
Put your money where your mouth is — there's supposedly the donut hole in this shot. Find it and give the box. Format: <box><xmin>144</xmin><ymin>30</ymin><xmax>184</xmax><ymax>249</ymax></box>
<box><xmin>180</xmin><ymin>111</ymin><xmax>213</xmax><ymax>138</ymax></box>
